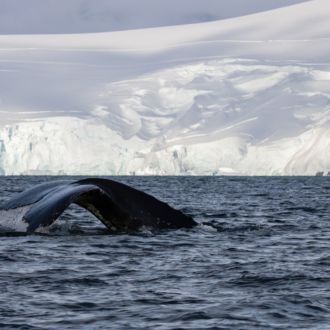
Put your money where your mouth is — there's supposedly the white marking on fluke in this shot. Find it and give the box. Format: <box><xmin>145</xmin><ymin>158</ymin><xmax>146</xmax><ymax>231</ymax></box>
<box><xmin>0</xmin><ymin>205</ymin><xmax>32</xmax><ymax>232</ymax></box>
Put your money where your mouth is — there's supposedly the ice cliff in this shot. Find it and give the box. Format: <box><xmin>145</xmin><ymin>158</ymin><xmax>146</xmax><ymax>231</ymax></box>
<box><xmin>2</xmin><ymin>58</ymin><xmax>330</xmax><ymax>176</ymax></box>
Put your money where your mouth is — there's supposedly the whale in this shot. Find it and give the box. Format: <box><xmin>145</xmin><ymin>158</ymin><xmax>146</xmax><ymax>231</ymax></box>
<box><xmin>0</xmin><ymin>178</ymin><xmax>197</xmax><ymax>233</ymax></box>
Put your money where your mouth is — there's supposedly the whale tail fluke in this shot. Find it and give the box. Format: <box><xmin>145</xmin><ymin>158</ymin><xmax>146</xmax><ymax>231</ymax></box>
<box><xmin>0</xmin><ymin>178</ymin><xmax>197</xmax><ymax>233</ymax></box>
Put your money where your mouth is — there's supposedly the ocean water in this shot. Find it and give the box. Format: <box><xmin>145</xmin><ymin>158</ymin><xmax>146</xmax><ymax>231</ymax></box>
<box><xmin>1</xmin><ymin>176</ymin><xmax>330</xmax><ymax>329</ymax></box>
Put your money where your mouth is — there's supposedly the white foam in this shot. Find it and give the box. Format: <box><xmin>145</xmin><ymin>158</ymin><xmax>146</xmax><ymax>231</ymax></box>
<box><xmin>138</xmin><ymin>225</ymin><xmax>153</xmax><ymax>235</ymax></box>
<box><xmin>44</xmin><ymin>219</ymin><xmax>71</xmax><ymax>235</ymax></box>
<box><xmin>197</xmin><ymin>224</ymin><xmax>218</xmax><ymax>232</ymax></box>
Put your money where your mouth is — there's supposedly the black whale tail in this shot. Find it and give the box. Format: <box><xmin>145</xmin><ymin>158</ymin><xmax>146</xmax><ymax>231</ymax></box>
<box><xmin>0</xmin><ymin>178</ymin><xmax>197</xmax><ymax>233</ymax></box>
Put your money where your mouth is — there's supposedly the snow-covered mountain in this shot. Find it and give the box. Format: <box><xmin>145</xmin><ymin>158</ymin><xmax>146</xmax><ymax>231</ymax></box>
<box><xmin>0</xmin><ymin>0</ymin><xmax>308</xmax><ymax>34</ymax></box>
<box><xmin>1</xmin><ymin>0</ymin><xmax>330</xmax><ymax>175</ymax></box>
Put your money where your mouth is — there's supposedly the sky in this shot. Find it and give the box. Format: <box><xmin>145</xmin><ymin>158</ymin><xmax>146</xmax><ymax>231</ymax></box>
<box><xmin>0</xmin><ymin>0</ymin><xmax>310</xmax><ymax>34</ymax></box>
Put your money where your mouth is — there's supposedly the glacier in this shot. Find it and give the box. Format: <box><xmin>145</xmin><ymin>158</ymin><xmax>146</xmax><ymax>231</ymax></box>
<box><xmin>0</xmin><ymin>0</ymin><xmax>330</xmax><ymax>176</ymax></box>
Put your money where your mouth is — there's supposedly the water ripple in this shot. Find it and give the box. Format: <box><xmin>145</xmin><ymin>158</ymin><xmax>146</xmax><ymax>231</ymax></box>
<box><xmin>1</xmin><ymin>176</ymin><xmax>330</xmax><ymax>329</ymax></box>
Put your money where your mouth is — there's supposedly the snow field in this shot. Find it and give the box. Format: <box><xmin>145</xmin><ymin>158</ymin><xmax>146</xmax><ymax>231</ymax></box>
<box><xmin>1</xmin><ymin>0</ymin><xmax>330</xmax><ymax>175</ymax></box>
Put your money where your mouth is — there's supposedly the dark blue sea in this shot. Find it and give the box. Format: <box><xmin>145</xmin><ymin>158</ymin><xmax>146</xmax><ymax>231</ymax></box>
<box><xmin>1</xmin><ymin>176</ymin><xmax>330</xmax><ymax>329</ymax></box>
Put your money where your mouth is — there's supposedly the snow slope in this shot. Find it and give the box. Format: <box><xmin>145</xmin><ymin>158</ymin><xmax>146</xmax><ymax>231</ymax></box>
<box><xmin>0</xmin><ymin>0</ymin><xmax>330</xmax><ymax>175</ymax></box>
<box><xmin>0</xmin><ymin>0</ymin><xmax>309</xmax><ymax>34</ymax></box>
